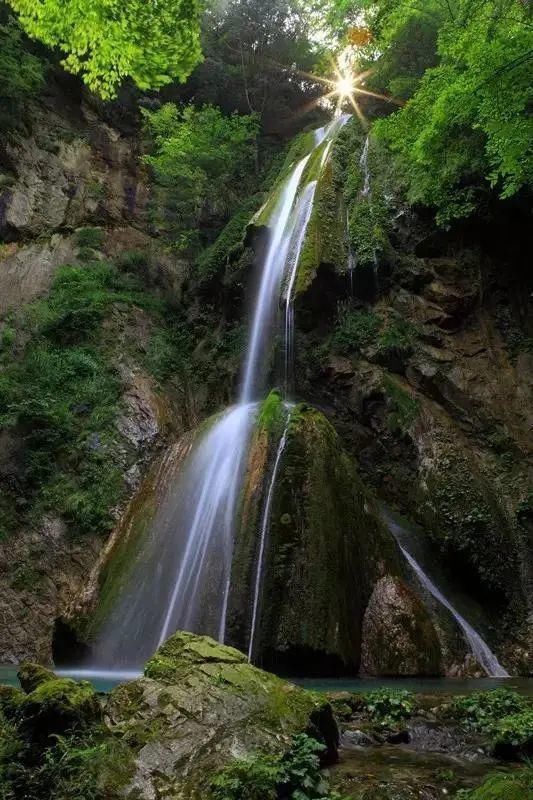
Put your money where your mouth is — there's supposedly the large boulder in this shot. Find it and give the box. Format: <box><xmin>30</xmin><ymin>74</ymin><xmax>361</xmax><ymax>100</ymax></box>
<box><xmin>105</xmin><ymin>632</ymin><xmax>339</xmax><ymax>800</ymax></box>
<box><xmin>361</xmin><ymin>576</ymin><xmax>442</xmax><ymax>676</ymax></box>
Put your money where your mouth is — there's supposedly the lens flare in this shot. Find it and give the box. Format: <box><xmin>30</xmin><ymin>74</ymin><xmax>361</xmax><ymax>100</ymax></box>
<box><xmin>335</xmin><ymin>76</ymin><xmax>354</xmax><ymax>98</ymax></box>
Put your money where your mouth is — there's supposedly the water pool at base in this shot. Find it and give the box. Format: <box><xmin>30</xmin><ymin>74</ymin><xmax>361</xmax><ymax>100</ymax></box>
<box><xmin>1</xmin><ymin>665</ymin><xmax>532</xmax><ymax>695</ymax></box>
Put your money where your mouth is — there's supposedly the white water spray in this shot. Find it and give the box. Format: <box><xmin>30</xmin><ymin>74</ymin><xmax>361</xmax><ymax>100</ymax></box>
<box><xmin>360</xmin><ymin>135</ymin><xmax>371</xmax><ymax>198</ymax></box>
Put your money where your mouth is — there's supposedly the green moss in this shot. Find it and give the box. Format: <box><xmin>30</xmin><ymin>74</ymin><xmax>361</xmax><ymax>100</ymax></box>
<box><xmin>254</xmin><ymin>404</ymin><xmax>400</xmax><ymax>669</ymax></box>
<box><xmin>257</xmin><ymin>390</ymin><xmax>285</xmax><ymax>434</ymax></box>
<box><xmin>296</xmin><ymin>157</ymin><xmax>346</xmax><ymax>295</ymax></box>
<box><xmin>17</xmin><ymin>663</ymin><xmax>56</xmax><ymax>694</ymax></box>
<box><xmin>348</xmin><ymin>198</ymin><xmax>388</xmax><ymax>270</ymax></box>
<box><xmin>421</xmin><ymin>448</ymin><xmax>519</xmax><ymax>602</ymax></box>
<box><xmin>197</xmin><ymin>194</ymin><xmax>263</xmax><ymax>284</ymax></box>
<box><xmin>145</xmin><ymin>632</ymin><xmax>247</xmax><ymax>684</ymax></box>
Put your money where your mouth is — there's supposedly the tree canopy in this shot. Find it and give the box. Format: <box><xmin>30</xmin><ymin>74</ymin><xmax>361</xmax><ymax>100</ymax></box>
<box><xmin>325</xmin><ymin>0</ymin><xmax>533</xmax><ymax>223</ymax></box>
<box><xmin>143</xmin><ymin>103</ymin><xmax>260</xmax><ymax>251</ymax></box>
<box><xmin>5</xmin><ymin>0</ymin><xmax>203</xmax><ymax>99</ymax></box>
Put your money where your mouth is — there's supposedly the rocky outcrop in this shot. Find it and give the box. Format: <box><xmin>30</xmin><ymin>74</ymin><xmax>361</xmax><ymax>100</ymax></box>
<box><xmin>294</xmin><ymin>227</ymin><xmax>532</xmax><ymax>672</ymax></box>
<box><xmin>0</xmin><ymin>100</ymin><xmax>147</xmax><ymax>241</ymax></box>
<box><xmin>0</xmin><ymin>633</ymin><xmax>339</xmax><ymax>800</ymax></box>
<box><xmin>361</xmin><ymin>575</ymin><xmax>442</xmax><ymax>676</ymax></box>
<box><xmin>0</xmin><ymin>516</ymin><xmax>102</xmax><ymax>664</ymax></box>
<box><xmin>227</xmin><ymin>396</ymin><xmax>402</xmax><ymax>673</ymax></box>
<box><xmin>106</xmin><ymin>632</ymin><xmax>338</xmax><ymax>799</ymax></box>
<box><xmin>0</xmin><ymin>235</ymin><xmax>77</xmax><ymax>314</ymax></box>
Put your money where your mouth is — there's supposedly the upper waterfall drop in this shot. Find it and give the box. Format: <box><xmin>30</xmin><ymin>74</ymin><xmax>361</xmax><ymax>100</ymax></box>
<box><xmin>241</xmin><ymin>113</ymin><xmax>351</xmax><ymax>402</ymax></box>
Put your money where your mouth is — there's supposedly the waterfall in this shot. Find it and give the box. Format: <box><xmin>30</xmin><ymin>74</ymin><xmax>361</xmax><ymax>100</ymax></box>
<box><xmin>399</xmin><ymin>546</ymin><xmax>510</xmax><ymax>678</ymax></box>
<box><xmin>383</xmin><ymin>512</ymin><xmax>509</xmax><ymax>678</ymax></box>
<box><xmin>360</xmin><ymin>135</ymin><xmax>371</xmax><ymax>198</ymax></box>
<box><xmin>91</xmin><ymin>404</ymin><xmax>257</xmax><ymax>668</ymax></box>
<box><xmin>88</xmin><ymin>115</ymin><xmax>350</xmax><ymax>669</ymax></box>
<box><xmin>283</xmin><ymin>181</ymin><xmax>318</xmax><ymax>394</ymax></box>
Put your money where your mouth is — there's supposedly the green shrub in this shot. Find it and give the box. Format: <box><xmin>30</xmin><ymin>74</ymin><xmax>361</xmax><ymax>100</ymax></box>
<box><xmin>0</xmin><ymin>327</ymin><xmax>15</xmax><ymax>351</ymax></box>
<box><xmin>0</xmin><ymin>261</ymin><xmax>156</xmax><ymax>537</ymax></box>
<box><xmin>210</xmin><ymin>754</ymin><xmax>280</xmax><ymax>800</ymax></box>
<box><xmin>363</xmin><ymin>689</ymin><xmax>415</xmax><ymax>723</ymax></box>
<box><xmin>452</xmin><ymin>690</ymin><xmax>526</xmax><ymax>731</ymax></box>
<box><xmin>377</xmin><ymin>317</ymin><xmax>416</xmax><ymax>359</ymax></box>
<box><xmin>0</xmin><ymin>720</ymin><xmax>132</xmax><ymax>800</ymax></box>
<box><xmin>490</xmin><ymin>711</ymin><xmax>533</xmax><ymax>760</ymax></box>
<box><xmin>117</xmin><ymin>250</ymin><xmax>149</xmax><ymax>272</ymax></box>
<box><xmin>383</xmin><ymin>377</ymin><xmax>419</xmax><ymax>432</ymax></box>
<box><xmin>210</xmin><ymin>734</ymin><xmax>339</xmax><ymax>800</ymax></box>
<box><xmin>332</xmin><ymin>308</ymin><xmax>380</xmax><ymax>355</ymax></box>
<box><xmin>75</xmin><ymin>227</ymin><xmax>105</xmax><ymax>250</ymax></box>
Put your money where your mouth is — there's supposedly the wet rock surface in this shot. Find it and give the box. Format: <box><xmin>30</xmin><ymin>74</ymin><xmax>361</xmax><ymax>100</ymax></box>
<box><xmin>361</xmin><ymin>575</ymin><xmax>442</xmax><ymax>676</ymax></box>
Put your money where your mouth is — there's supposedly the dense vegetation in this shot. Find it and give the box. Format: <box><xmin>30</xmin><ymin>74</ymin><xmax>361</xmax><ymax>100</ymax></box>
<box><xmin>143</xmin><ymin>103</ymin><xmax>260</xmax><ymax>252</ymax></box>
<box><xmin>5</xmin><ymin>0</ymin><xmax>202</xmax><ymax>98</ymax></box>
<box><xmin>0</xmin><ymin>244</ymin><xmax>242</xmax><ymax>540</ymax></box>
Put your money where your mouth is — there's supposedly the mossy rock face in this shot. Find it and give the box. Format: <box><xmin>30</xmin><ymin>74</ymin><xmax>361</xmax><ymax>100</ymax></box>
<box><xmin>18</xmin><ymin>662</ymin><xmax>56</xmax><ymax>693</ymax></box>
<box><xmin>416</xmin><ymin>426</ymin><xmax>522</xmax><ymax>607</ymax></box>
<box><xmin>230</xmin><ymin>403</ymin><xmax>401</xmax><ymax>673</ymax></box>
<box><xmin>106</xmin><ymin>631</ymin><xmax>338</xmax><ymax>800</ymax></box>
<box><xmin>17</xmin><ymin>672</ymin><xmax>101</xmax><ymax>743</ymax></box>
<box><xmin>361</xmin><ymin>576</ymin><xmax>443</xmax><ymax>676</ymax></box>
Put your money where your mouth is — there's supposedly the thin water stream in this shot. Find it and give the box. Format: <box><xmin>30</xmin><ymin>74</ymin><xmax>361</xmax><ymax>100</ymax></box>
<box><xmin>248</xmin><ymin>408</ymin><xmax>293</xmax><ymax>661</ymax></box>
<box><xmin>383</xmin><ymin>511</ymin><xmax>509</xmax><ymax>678</ymax></box>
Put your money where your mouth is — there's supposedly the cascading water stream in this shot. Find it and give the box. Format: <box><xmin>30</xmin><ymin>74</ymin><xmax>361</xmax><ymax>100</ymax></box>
<box><xmin>241</xmin><ymin>154</ymin><xmax>311</xmax><ymax>403</ymax></box>
<box><xmin>90</xmin><ymin>403</ymin><xmax>257</xmax><ymax>668</ymax></box>
<box><xmin>384</xmin><ymin>512</ymin><xmax>509</xmax><ymax>678</ymax></box>
<box><xmin>283</xmin><ymin>181</ymin><xmax>318</xmax><ymax>394</ymax></box>
<box><xmin>360</xmin><ymin>134</ymin><xmax>371</xmax><ymax>198</ymax></box>
<box><xmin>399</xmin><ymin>546</ymin><xmax>510</xmax><ymax>678</ymax></box>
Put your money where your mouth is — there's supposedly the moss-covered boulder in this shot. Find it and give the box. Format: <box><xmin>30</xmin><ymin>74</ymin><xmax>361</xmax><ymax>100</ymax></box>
<box><xmin>227</xmin><ymin>398</ymin><xmax>402</xmax><ymax>673</ymax></box>
<box><xmin>17</xmin><ymin>672</ymin><xmax>101</xmax><ymax>743</ymax></box>
<box><xmin>17</xmin><ymin>662</ymin><xmax>56</xmax><ymax>694</ymax></box>
<box><xmin>106</xmin><ymin>631</ymin><xmax>338</xmax><ymax>800</ymax></box>
<box><xmin>361</xmin><ymin>576</ymin><xmax>442</xmax><ymax>676</ymax></box>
